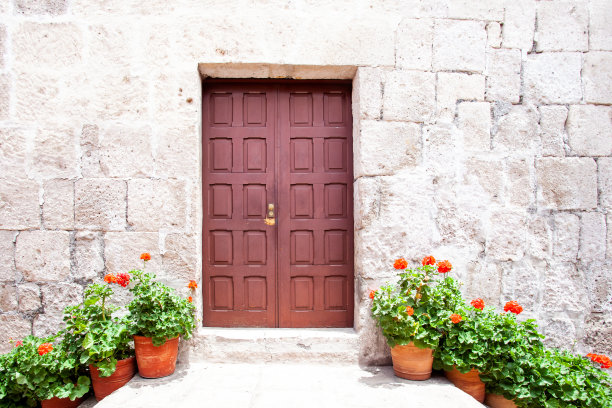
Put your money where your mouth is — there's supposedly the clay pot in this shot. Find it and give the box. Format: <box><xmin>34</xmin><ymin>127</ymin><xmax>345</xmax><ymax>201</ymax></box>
<box><xmin>133</xmin><ymin>335</ymin><xmax>179</xmax><ymax>378</ymax></box>
<box><xmin>445</xmin><ymin>367</ymin><xmax>485</xmax><ymax>403</ymax></box>
<box><xmin>485</xmin><ymin>393</ymin><xmax>518</xmax><ymax>408</ymax></box>
<box><xmin>89</xmin><ymin>356</ymin><xmax>137</xmax><ymax>401</ymax></box>
<box><xmin>41</xmin><ymin>396</ymin><xmax>85</xmax><ymax>408</ymax></box>
<box><xmin>390</xmin><ymin>342</ymin><xmax>433</xmax><ymax>380</ymax></box>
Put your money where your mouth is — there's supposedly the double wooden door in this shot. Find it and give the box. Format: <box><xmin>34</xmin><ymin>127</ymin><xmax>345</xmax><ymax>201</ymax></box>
<box><xmin>202</xmin><ymin>80</ymin><xmax>354</xmax><ymax>327</ymax></box>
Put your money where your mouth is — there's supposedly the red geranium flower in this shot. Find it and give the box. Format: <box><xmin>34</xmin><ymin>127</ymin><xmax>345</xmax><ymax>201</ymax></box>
<box><xmin>471</xmin><ymin>298</ymin><xmax>485</xmax><ymax>310</ymax></box>
<box><xmin>38</xmin><ymin>343</ymin><xmax>53</xmax><ymax>356</ymax></box>
<box><xmin>393</xmin><ymin>258</ymin><xmax>408</xmax><ymax>270</ymax></box>
<box><xmin>504</xmin><ymin>301</ymin><xmax>523</xmax><ymax>315</ymax></box>
<box><xmin>188</xmin><ymin>296</ymin><xmax>193</xmax><ymax>303</ymax></box>
<box><xmin>406</xmin><ymin>306</ymin><xmax>414</xmax><ymax>316</ymax></box>
<box><xmin>104</xmin><ymin>274</ymin><xmax>117</xmax><ymax>284</ymax></box>
<box><xmin>588</xmin><ymin>353</ymin><xmax>612</xmax><ymax>369</ymax></box>
<box><xmin>14</xmin><ymin>340</ymin><xmax>23</xmax><ymax>347</ymax></box>
<box><xmin>369</xmin><ymin>290</ymin><xmax>376</xmax><ymax>299</ymax></box>
<box><xmin>140</xmin><ymin>253</ymin><xmax>151</xmax><ymax>261</ymax></box>
<box><xmin>437</xmin><ymin>260</ymin><xmax>452</xmax><ymax>273</ymax></box>
<box><xmin>450</xmin><ymin>314</ymin><xmax>462</xmax><ymax>324</ymax></box>
<box><xmin>422</xmin><ymin>255</ymin><xmax>436</xmax><ymax>266</ymax></box>
<box><xmin>188</xmin><ymin>280</ymin><xmax>198</xmax><ymax>289</ymax></box>
<box><xmin>116</xmin><ymin>273</ymin><xmax>130</xmax><ymax>287</ymax></box>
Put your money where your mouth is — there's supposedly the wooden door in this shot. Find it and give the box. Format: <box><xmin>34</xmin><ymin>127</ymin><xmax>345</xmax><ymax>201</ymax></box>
<box><xmin>202</xmin><ymin>80</ymin><xmax>353</xmax><ymax>328</ymax></box>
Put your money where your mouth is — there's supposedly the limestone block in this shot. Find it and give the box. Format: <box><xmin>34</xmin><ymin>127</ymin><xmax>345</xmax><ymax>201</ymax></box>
<box><xmin>463</xmin><ymin>262</ymin><xmax>501</xmax><ymax>308</ymax></box>
<box><xmin>578</xmin><ymin>212</ymin><xmax>606</xmax><ymax>263</ymax></box>
<box><xmin>500</xmin><ymin>261</ymin><xmax>541</xmax><ymax>310</ymax></box>
<box><xmin>18</xmin><ymin>284</ymin><xmax>41</xmax><ymax>313</ymax></box>
<box><xmin>15</xmin><ymin>231</ymin><xmax>70</xmax><ymax>282</ymax></box>
<box><xmin>486</xmin><ymin>22</ymin><xmax>501</xmax><ymax>48</ymax></box>
<box><xmin>523</xmin><ymin>53</ymin><xmax>582</xmax><ymax>104</ymax></box>
<box><xmin>0</xmin><ymin>178</ymin><xmax>41</xmax><ymax>230</ymax></box>
<box><xmin>599</xmin><ymin>158</ymin><xmax>612</xmax><ymax>209</ymax></box>
<box><xmin>423</xmin><ymin>125</ymin><xmax>460</xmax><ymax>179</ymax></box>
<box><xmin>464</xmin><ymin>157</ymin><xmax>503</xmax><ymax>202</ymax></box>
<box><xmin>162</xmin><ymin>234</ymin><xmax>198</xmax><ymax>281</ymax></box>
<box><xmin>15</xmin><ymin>72</ymin><xmax>63</xmax><ymax>121</ymax></box>
<box><xmin>433</xmin><ymin>19</ymin><xmax>486</xmax><ymax>72</ymax></box>
<box><xmin>535</xmin><ymin>1</ymin><xmax>588</xmax><ymax>52</ymax></box>
<box><xmin>540</xmin><ymin>317</ymin><xmax>576</xmax><ymax>350</ymax></box>
<box><xmin>13</xmin><ymin>23</ymin><xmax>82</xmax><ymax>70</ymax></box>
<box><xmin>506</xmin><ymin>158</ymin><xmax>533</xmax><ymax>208</ymax></box>
<box><xmin>73</xmin><ymin>231</ymin><xmax>104</xmax><ymax>281</ymax></box>
<box><xmin>355</xmin><ymin>120</ymin><xmax>421</xmax><ymax>177</ymax></box>
<box><xmin>0</xmin><ymin>284</ymin><xmax>17</xmax><ymax>312</ymax></box>
<box><xmin>155</xmin><ymin>126</ymin><xmax>199</xmax><ymax>179</ymax></box>
<box><xmin>354</xmin><ymin>177</ymin><xmax>382</xmax><ymax>230</ymax></box>
<box><xmin>43</xmin><ymin>179</ymin><xmax>74</xmax><ymax>230</ymax></box>
<box><xmin>589</xmin><ymin>0</ymin><xmax>612</xmax><ymax>50</ymax></box>
<box><xmin>15</xmin><ymin>0</ymin><xmax>68</xmax><ymax>15</ymax></box>
<box><xmin>382</xmin><ymin>70</ymin><xmax>435</xmax><ymax>122</ymax></box>
<box><xmin>41</xmin><ymin>283</ymin><xmax>82</xmax><ymax>315</ymax></box>
<box><xmin>486</xmin><ymin>210</ymin><xmax>527</xmax><ymax>261</ymax></box>
<box><xmin>0</xmin><ymin>231</ymin><xmax>16</xmax><ymax>282</ymax></box>
<box><xmin>150</xmin><ymin>70</ymin><xmax>200</xmax><ymax>127</ymax></box>
<box><xmin>502</xmin><ymin>0</ymin><xmax>536</xmax><ymax>49</ymax></box>
<box><xmin>99</xmin><ymin>125</ymin><xmax>153</xmax><ymax>178</ymax></box>
<box><xmin>485</xmin><ymin>48</ymin><xmax>521</xmax><ymax>103</ymax></box>
<box><xmin>580</xmin><ymin>314</ymin><xmax>612</xmax><ymax>355</ymax></box>
<box><xmin>436</xmin><ymin>73</ymin><xmax>485</xmax><ymax>122</ymax></box>
<box><xmin>457</xmin><ymin>102</ymin><xmax>490</xmax><ymax>151</ymax></box>
<box><xmin>354</xmin><ymin>68</ymin><xmax>383</xmax><ymax>120</ymax></box>
<box><xmin>493</xmin><ymin>104</ymin><xmax>539</xmax><ymax>152</ymax></box>
<box><xmin>128</xmin><ymin>179</ymin><xmax>187</xmax><ymax>231</ymax></box>
<box><xmin>80</xmin><ymin>124</ymin><xmax>103</xmax><ymax>177</ymax></box>
<box><xmin>396</xmin><ymin>19</ymin><xmax>433</xmax><ymax>70</ymax></box>
<box><xmin>104</xmin><ymin>232</ymin><xmax>160</xmax><ymax>275</ymax></box>
<box><xmin>87</xmin><ymin>24</ymin><xmax>136</xmax><ymax>72</ymax></box>
<box><xmin>584</xmin><ymin>52</ymin><xmax>612</xmax><ymax>104</ymax></box>
<box><xmin>608</xmin><ymin>214</ymin><xmax>612</xmax><ymax>260</ymax></box>
<box><xmin>582</xmin><ymin>260</ymin><xmax>612</xmax><ymax>313</ymax></box>
<box><xmin>435</xmin><ymin>200</ymin><xmax>484</xmax><ymax>247</ymax></box>
<box><xmin>87</xmin><ymin>73</ymin><xmax>148</xmax><ymax>121</ymax></box>
<box><xmin>527</xmin><ymin>216</ymin><xmax>551</xmax><ymax>261</ymax></box>
<box><xmin>0</xmin><ymin>74</ymin><xmax>8</xmax><ymax>119</ymax></box>
<box><xmin>539</xmin><ymin>106</ymin><xmax>568</xmax><ymax>157</ymax></box>
<box><xmin>0</xmin><ymin>127</ymin><xmax>29</xmax><ymax>179</ymax></box>
<box><xmin>0</xmin><ymin>315</ymin><xmax>31</xmax><ymax>354</ymax></box>
<box><xmin>553</xmin><ymin>213</ymin><xmax>580</xmax><ymax>262</ymax></box>
<box><xmin>448</xmin><ymin>0</ymin><xmax>504</xmax><ymax>20</ymax></box>
<box><xmin>567</xmin><ymin>105</ymin><xmax>612</xmax><ymax>157</ymax></box>
<box><xmin>536</xmin><ymin>157</ymin><xmax>597</xmax><ymax>210</ymax></box>
<box><xmin>75</xmin><ymin>179</ymin><xmax>126</xmax><ymax>231</ymax></box>
<box><xmin>33</xmin><ymin>313</ymin><xmax>63</xmax><ymax>338</ymax></box>
<box><xmin>0</xmin><ymin>25</ymin><xmax>5</xmax><ymax>69</ymax></box>
<box><xmin>32</xmin><ymin>126</ymin><xmax>79</xmax><ymax>180</ymax></box>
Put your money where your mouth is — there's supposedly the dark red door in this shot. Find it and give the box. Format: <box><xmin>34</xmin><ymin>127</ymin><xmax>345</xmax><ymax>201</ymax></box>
<box><xmin>202</xmin><ymin>80</ymin><xmax>353</xmax><ymax>328</ymax></box>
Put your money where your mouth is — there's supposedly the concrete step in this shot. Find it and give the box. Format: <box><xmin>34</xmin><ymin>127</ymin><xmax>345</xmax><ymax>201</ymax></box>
<box><xmin>179</xmin><ymin>328</ymin><xmax>360</xmax><ymax>364</ymax></box>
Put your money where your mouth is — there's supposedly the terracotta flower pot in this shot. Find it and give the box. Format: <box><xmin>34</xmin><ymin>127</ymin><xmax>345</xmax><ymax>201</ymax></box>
<box><xmin>41</xmin><ymin>396</ymin><xmax>85</xmax><ymax>408</ymax></box>
<box><xmin>133</xmin><ymin>335</ymin><xmax>179</xmax><ymax>378</ymax></box>
<box><xmin>89</xmin><ymin>356</ymin><xmax>137</xmax><ymax>401</ymax></box>
<box><xmin>445</xmin><ymin>367</ymin><xmax>485</xmax><ymax>403</ymax></box>
<box><xmin>390</xmin><ymin>342</ymin><xmax>433</xmax><ymax>380</ymax></box>
<box><xmin>485</xmin><ymin>393</ymin><xmax>518</xmax><ymax>408</ymax></box>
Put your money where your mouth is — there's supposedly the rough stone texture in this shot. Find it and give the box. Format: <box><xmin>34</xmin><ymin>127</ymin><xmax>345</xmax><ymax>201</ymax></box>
<box><xmin>553</xmin><ymin>213</ymin><xmax>580</xmax><ymax>262</ymax></box>
<box><xmin>523</xmin><ymin>53</ymin><xmax>582</xmax><ymax>104</ymax></box>
<box><xmin>502</xmin><ymin>0</ymin><xmax>535</xmax><ymax>50</ymax></box>
<box><xmin>354</xmin><ymin>68</ymin><xmax>383</xmax><ymax>120</ymax></box>
<box><xmin>580</xmin><ymin>314</ymin><xmax>612</xmax><ymax>355</ymax></box>
<box><xmin>500</xmin><ymin>261</ymin><xmax>542</xmax><ymax>311</ymax></box>
<box><xmin>15</xmin><ymin>231</ymin><xmax>71</xmax><ymax>282</ymax></box>
<box><xmin>493</xmin><ymin>104</ymin><xmax>539</xmax><ymax>152</ymax></box>
<box><xmin>486</xmin><ymin>22</ymin><xmax>501</xmax><ymax>48</ymax></box>
<box><xmin>0</xmin><ymin>127</ymin><xmax>29</xmax><ymax>179</ymax></box>
<box><xmin>589</xmin><ymin>0</ymin><xmax>612</xmax><ymax>51</ymax></box>
<box><xmin>382</xmin><ymin>70</ymin><xmax>435</xmax><ymax>122</ymax></box>
<box><xmin>535</xmin><ymin>1</ymin><xmax>588</xmax><ymax>52</ymax></box>
<box><xmin>75</xmin><ymin>179</ymin><xmax>126</xmax><ymax>231</ymax></box>
<box><xmin>567</xmin><ymin>105</ymin><xmax>612</xmax><ymax>157</ymax></box>
<box><xmin>583</xmin><ymin>52</ymin><xmax>612</xmax><ymax>104</ymax></box>
<box><xmin>354</xmin><ymin>177</ymin><xmax>382</xmax><ymax>231</ymax></box>
<box><xmin>80</xmin><ymin>124</ymin><xmax>104</xmax><ymax>178</ymax></box>
<box><xmin>0</xmin><ymin>74</ymin><xmax>8</xmax><ymax>120</ymax></box>
<box><xmin>601</xmin><ymin>158</ymin><xmax>612</xmax><ymax>210</ymax></box>
<box><xmin>539</xmin><ymin>106</ymin><xmax>568</xmax><ymax>157</ymax></box>
<box><xmin>162</xmin><ymin>234</ymin><xmax>198</xmax><ymax>281</ymax></box>
<box><xmin>463</xmin><ymin>262</ymin><xmax>501</xmax><ymax>308</ymax></box>
<box><xmin>436</xmin><ymin>73</ymin><xmax>485</xmax><ymax>122</ymax></box>
<box><xmin>12</xmin><ymin>23</ymin><xmax>82</xmax><ymax>70</ymax></box>
<box><xmin>99</xmin><ymin>125</ymin><xmax>153</xmax><ymax>178</ymax></box>
<box><xmin>31</xmin><ymin>126</ymin><xmax>79</xmax><ymax>180</ymax></box>
<box><xmin>582</xmin><ymin>260</ymin><xmax>612</xmax><ymax>313</ymax></box>
<box><xmin>540</xmin><ymin>317</ymin><xmax>576</xmax><ymax>350</ymax></box>
<box><xmin>18</xmin><ymin>284</ymin><xmax>41</xmax><ymax>314</ymax></box>
<box><xmin>486</xmin><ymin>210</ymin><xmax>527</xmax><ymax>261</ymax></box>
<box><xmin>128</xmin><ymin>179</ymin><xmax>188</xmax><ymax>231</ymax></box>
<box><xmin>485</xmin><ymin>48</ymin><xmax>521</xmax><ymax>103</ymax></box>
<box><xmin>396</xmin><ymin>19</ymin><xmax>433</xmax><ymax>70</ymax></box>
<box><xmin>104</xmin><ymin>232</ymin><xmax>160</xmax><ymax>276</ymax></box>
<box><xmin>433</xmin><ymin>19</ymin><xmax>486</xmax><ymax>72</ymax></box>
<box><xmin>507</xmin><ymin>158</ymin><xmax>533</xmax><ymax>208</ymax></box>
<box><xmin>41</xmin><ymin>283</ymin><xmax>82</xmax><ymax>315</ymax></box>
<box><xmin>43</xmin><ymin>179</ymin><xmax>74</xmax><ymax>230</ymax></box>
<box><xmin>537</xmin><ymin>158</ymin><xmax>597</xmax><ymax>210</ymax></box>
<box><xmin>15</xmin><ymin>0</ymin><xmax>68</xmax><ymax>15</ymax></box>
<box><xmin>0</xmin><ymin>314</ymin><xmax>31</xmax><ymax>354</ymax></box>
<box><xmin>464</xmin><ymin>157</ymin><xmax>503</xmax><ymax>203</ymax></box>
<box><xmin>457</xmin><ymin>102</ymin><xmax>490</xmax><ymax>151</ymax></box>
<box><xmin>0</xmin><ymin>284</ymin><xmax>17</xmax><ymax>312</ymax></box>
<box><xmin>0</xmin><ymin>178</ymin><xmax>40</xmax><ymax>230</ymax></box>
<box><xmin>608</xmin><ymin>214</ymin><xmax>612</xmax><ymax>260</ymax></box>
<box><xmin>155</xmin><ymin>125</ymin><xmax>200</xmax><ymax>179</ymax></box>
<box><xmin>542</xmin><ymin>262</ymin><xmax>589</xmax><ymax>313</ymax></box>
<box><xmin>0</xmin><ymin>231</ymin><xmax>17</xmax><ymax>282</ymax></box>
<box><xmin>0</xmin><ymin>25</ymin><xmax>5</xmax><ymax>69</ymax></box>
<box><xmin>578</xmin><ymin>212</ymin><xmax>607</xmax><ymax>263</ymax></box>
<box><xmin>73</xmin><ymin>231</ymin><xmax>104</xmax><ymax>281</ymax></box>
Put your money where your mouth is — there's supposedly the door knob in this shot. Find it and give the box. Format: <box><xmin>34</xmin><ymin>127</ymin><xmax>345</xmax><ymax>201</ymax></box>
<box><xmin>265</xmin><ymin>203</ymin><xmax>275</xmax><ymax>226</ymax></box>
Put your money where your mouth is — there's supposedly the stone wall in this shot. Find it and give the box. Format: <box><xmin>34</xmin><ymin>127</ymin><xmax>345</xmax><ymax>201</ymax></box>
<box><xmin>0</xmin><ymin>0</ymin><xmax>610</xmax><ymax>362</ymax></box>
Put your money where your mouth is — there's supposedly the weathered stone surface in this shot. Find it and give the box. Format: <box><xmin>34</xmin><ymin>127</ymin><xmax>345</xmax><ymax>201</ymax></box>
<box><xmin>0</xmin><ymin>127</ymin><xmax>29</xmax><ymax>179</ymax></box>
<box><xmin>535</xmin><ymin>1</ymin><xmax>588</xmax><ymax>52</ymax></box>
<box><xmin>0</xmin><ymin>74</ymin><xmax>8</xmax><ymax>119</ymax></box>
<box><xmin>500</xmin><ymin>261</ymin><xmax>541</xmax><ymax>310</ymax></box>
<box><xmin>32</xmin><ymin>126</ymin><xmax>79</xmax><ymax>179</ymax></box>
<box><xmin>589</xmin><ymin>0</ymin><xmax>612</xmax><ymax>51</ymax></box>
<box><xmin>13</xmin><ymin>23</ymin><xmax>82</xmax><ymax>70</ymax></box>
<box><xmin>355</xmin><ymin>121</ymin><xmax>421</xmax><ymax>177</ymax></box>
<box><xmin>43</xmin><ymin>179</ymin><xmax>74</xmax><ymax>230</ymax></box>
<box><xmin>553</xmin><ymin>213</ymin><xmax>580</xmax><ymax>262</ymax></box>
<box><xmin>41</xmin><ymin>283</ymin><xmax>82</xmax><ymax>314</ymax></box>
<box><xmin>0</xmin><ymin>314</ymin><xmax>31</xmax><ymax>354</ymax></box>
<box><xmin>540</xmin><ymin>317</ymin><xmax>576</xmax><ymax>350</ymax></box>
<box><xmin>33</xmin><ymin>313</ymin><xmax>63</xmax><ymax>338</ymax></box>
<box><xmin>0</xmin><ymin>284</ymin><xmax>17</xmax><ymax>312</ymax></box>
<box><xmin>485</xmin><ymin>48</ymin><xmax>521</xmax><ymax>103</ymax></box>
<box><xmin>447</xmin><ymin>0</ymin><xmax>504</xmax><ymax>20</ymax></box>
<box><xmin>15</xmin><ymin>72</ymin><xmax>63</xmax><ymax>121</ymax></box>
<box><xmin>523</xmin><ymin>53</ymin><xmax>582</xmax><ymax>104</ymax></box>
<box><xmin>354</xmin><ymin>68</ymin><xmax>383</xmax><ymax>120</ymax></box>
<box><xmin>567</xmin><ymin>105</ymin><xmax>612</xmax><ymax>157</ymax></box>
<box><xmin>0</xmin><ymin>178</ymin><xmax>40</xmax><ymax>230</ymax></box>
<box><xmin>18</xmin><ymin>283</ymin><xmax>41</xmax><ymax>313</ymax></box>
<box><xmin>128</xmin><ymin>179</ymin><xmax>187</xmax><ymax>231</ymax></box>
<box><xmin>486</xmin><ymin>210</ymin><xmax>527</xmax><ymax>261</ymax></box>
<box><xmin>436</xmin><ymin>73</ymin><xmax>485</xmax><ymax>122</ymax></box>
<box><xmin>608</xmin><ymin>214</ymin><xmax>612</xmax><ymax>260</ymax></box>
<box><xmin>464</xmin><ymin>157</ymin><xmax>503</xmax><ymax>202</ymax></box>
<box><xmin>527</xmin><ymin>216</ymin><xmax>551</xmax><ymax>260</ymax></box>
<box><xmin>423</xmin><ymin>124</ymin><xmax>460</xmax><ymax>179</ymax></box>
<box><xmin>88</xmin><ymin>73</ymin><xmax>149</xmax><ymax>121</ymax></box>
<box><xmin>435</xmin><ymin>198</ymin><xmax>484</xmax><ymax>248</ymax></box>
<box><xmin>539</xmin><ymin>106</ymin><xmax>568</xmax><ymax>157</ymax></box>
<box><xmin>396</xmin><ymin>19</ymin><xmax>433</xmax><ymax>70</ymax></box>
<box><xmin>155</xmin><ymin>125</ymin><xmax>200</xmax><ymax>179</ymax></box>
<box><xmin>80</xmin><ymin>124</ymin><xmax>104</xmax><ymax>178</ymax></box>
<box><xmin>583</xmin><ymin>52</ymin><xmax>612</xmax><ymax>104</ymax></box>
<box><xmin>536</xmin><ymin>158</ymin><xmax>597</xmax><ymax>210</ymax></box>
<box><xmin>581</xmin><ymin>260</ymin><xmax>612</xmax><ymax>313</ymax></box>
<box><xmin>15</xmin><ymin>0</ymin><xmax>68</xmax><ymax>15</ymax></box>
<box><xmin>74</xmin><ymin>231</ymin><xmax>104</xmax><ymax>281</ymax></box>
<box><xmin>578</xmin><ymin>212</ymin><xmax>606</xmax><ymax>263</ymax></box>
<box><xmin>354</xmin><ymin>177</ymin><xmax>382</xmax><ymax>230</ymax></box>
<box><xmin>99</xmin><ymin>125</ymin><xmax>153</xmax><ymax>178</ymax></box>
<box><xmin>502</xmin><ymin>0</ymin><xmax>536</xmax><ymax>49</ymax></box>
<box><xmin>486</xmin><ymin>22</ymin><xmax>501</xmax><ymax>48</ymax></box>
<box><xmin>0</xmin><ymin>231</ymin><xmax>16</xmax><ymax>282</ymax></box>
<box><xmin>162</xmin><ymin>234</ymin><xmax>198</xmax><ymax>281</ymax></box>
<box><xmin>15</xmin><ymin>231</ymin><xmax>70</xmax><ymax>282</ymax></box>
<box><xmin>457</xmin><ymin>102</ymin><xmax>490</xmax><ymax>151</ymax></box>
<box><xmin>75</xmin><ymin>179</ymin><xmax>126</xmax><ymax>231</ymax></box>
<box><xmin>463</xmin><ymin>262</ymin><xmax>501</xmax><ymax>308</ymax></box>
<box><xmin>493</xmin><ymin>104</ymin><xmax>539</xmax><ymax>152</ymax></box>
<box><xmin>86</xmin><ymin>24</ymin><xmax>135</xmax><ymax>72</ymax></box>
<box><xmin>433</xmin><ymin>19</ymin><xmax>486</xmax><ymax>72</ymax></box>
<box><xmin>104</xmin><ymin>232</ymin><xmax>160</xmax><ymax>275</ymax></box>
<box><xmin>580</xmin><ymin>314</ymin><xmax>612</xmax><ymax>355</ymax></box>
<box><xmin>382</xmin><ymin>70</ymin><xmax>435</xmax><ymax>122</ymax></box>
<box><xmin>0</xmin><ymin>25</ymin><xmax>5</xmax><ymax>69</ymax></box>
<box><xmin>507</xmin><ymin>158</ymin><xmax>533</xmax><ymax>207</ymax></box>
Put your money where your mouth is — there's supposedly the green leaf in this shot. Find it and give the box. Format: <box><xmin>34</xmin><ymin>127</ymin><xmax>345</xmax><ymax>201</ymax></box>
<box><xmin>83</xmin><ymin>333</ymin><xmax>94</xmax><ymax>350</ymax></box>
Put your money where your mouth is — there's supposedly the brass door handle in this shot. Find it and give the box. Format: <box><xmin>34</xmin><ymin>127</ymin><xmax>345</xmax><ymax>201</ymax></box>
<box><xmin>264</xmin><ymin>203</ymin><xmax>275</xmax><ymax>225</ymax></box>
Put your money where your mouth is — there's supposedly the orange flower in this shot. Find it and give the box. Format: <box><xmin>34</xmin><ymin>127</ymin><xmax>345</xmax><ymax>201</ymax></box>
<box><xmin>437</xmin><ymin>260</ymin><xmax>452</xmax><ymax>273</ymax></box>
<box><xmin>450</xmin><ymin>314</ymin><xmax>462</xmax><ymax>324</ymax></box>
<box><xmin>587</xmin><ymin>353</ymin><xmax>612</xmax><ymax>369</ymax></box>
<box><xmin>38</xmin><ymin>343</ymin><xmax>53</xmax><ymax>356</ymax></box>
<box><xmin>471</xmin><ymin>298</ymin><xmax>485</xmax><ymax>310</ymax></box>
<box><xmin>422</xmin><ymin>255</ymin><xmax>436</xmax><ymax>266</ymax></box>
<box><xmin>406</xmin><ymin>306</ymin><xmax>414</xmax><ymax>316</ymax></box>
<box><xmin>393</xmin><ymin>258</ymin><xmax>408</xmax><ymax>270</ymax></box>
<box><xmin>104</xmin><ymin>274</ymin><xmax>117</xmax><ymax>284</ymax></box>
<box><xmin>504</xmin><ymin>301</ymin><xmax>523</xmax><ymax>315</ymax></box>
<box><xmin>188</xmin><ymin>280</ymin><xmax>198</xmax><ymax>289</ymax></box>
<box><xmin>188</xmin><ymin>296</ymin><xmax>193</xmax><ymax>303</ymax></box>
<box><xmin>116</xmin><ymin>273</ymin><xmax>130</xmax><ymax>288</ymax></box>
<box><xmin>140</xmin><ymin>253</ymin><xmax>151</xmax><ymax>261</ymax></box>
<box><xmin>369</xmin><ymin>290</ymin><xmax>376</xmax><ymax>299</ymax></box>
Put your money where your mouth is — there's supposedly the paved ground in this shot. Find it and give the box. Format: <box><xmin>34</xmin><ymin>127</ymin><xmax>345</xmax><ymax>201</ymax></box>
<box><xmin>79</xmin><ymin>363</ymin><xmax>486</xmax><ymax>408</ymax></box>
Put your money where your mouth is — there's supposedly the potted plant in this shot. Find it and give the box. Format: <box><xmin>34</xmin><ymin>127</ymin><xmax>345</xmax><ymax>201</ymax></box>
<box><xmin>0</xmin><ymin>335</ymin><xmax>90</xmax><ymax>408</ymax></box>
<box><xmin>370</xmin><ymin>256</ymin><xmax>464</xmax><ymax>380</ymax></box>
<box><xmin>127</xmin><ymin>253</ymin><xmax>196</xmax><ymax>378</ymax></box>
<box><xmin>62</xmin><ymin>274</ymin><xmax>136</xmax><ymax>401</ymax></box>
